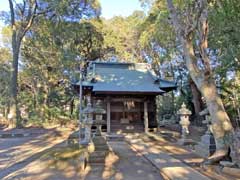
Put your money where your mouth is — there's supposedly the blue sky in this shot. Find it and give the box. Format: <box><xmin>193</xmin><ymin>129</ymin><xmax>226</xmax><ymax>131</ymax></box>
<box><xmin>0</xmin><ymin>1</ymin><xmax>10</xmax><ymax>12</ymax></box>
<box><xmin>0</xmin><ymin>0</ymin><xmax>142</xmax><ymax>19</ymax></box>
<box><xmin>100</xmin><ymin>0</ymin><xmax>142</xmax><ymax>18</ymax></box>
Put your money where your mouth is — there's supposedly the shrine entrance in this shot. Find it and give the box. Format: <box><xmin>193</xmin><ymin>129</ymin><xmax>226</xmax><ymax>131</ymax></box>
<box><xmin>110</xmin><ymin>100</ymin><xmax>144</xmax><ymax>133</ymax></box>
<box><xmin>75</xmin><ymin>62</ymin><xmax>177</xmax><ymax>134</ymax></box>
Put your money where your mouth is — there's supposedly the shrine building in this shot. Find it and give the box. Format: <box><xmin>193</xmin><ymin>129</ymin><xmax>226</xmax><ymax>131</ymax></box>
<box><xmin>73</xmin><ymin>61</ymin><xmax>177</xmax><ymax>134</ymax></box>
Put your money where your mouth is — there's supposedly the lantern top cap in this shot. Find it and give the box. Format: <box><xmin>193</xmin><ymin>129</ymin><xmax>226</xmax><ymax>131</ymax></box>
<box><xmin>177</xmin><ymin>102</ymin><xmax>191</xmax><ymax>115</ymax></box>
<box><xmin>94</xmin><ymin>100</ymin><xmax>106</xmax><ymax>114</ymax></box>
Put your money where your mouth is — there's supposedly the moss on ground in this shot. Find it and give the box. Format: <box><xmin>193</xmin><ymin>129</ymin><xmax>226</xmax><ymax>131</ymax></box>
<box><xmin>40</xmin><ymin>145</ymin><xmax>86</xmax><ymax>170</ymax></box>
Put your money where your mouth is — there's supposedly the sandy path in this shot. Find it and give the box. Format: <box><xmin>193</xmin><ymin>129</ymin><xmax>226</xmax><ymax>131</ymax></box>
<box><xmin>0</xmin><ymin>129</ymin><xmax>71</xmax><ymax>180</ymax></box>
<box><xmin>85</xmin><ymin>141</ymin><xmax>163</xmax><ymax>180</ymax></box>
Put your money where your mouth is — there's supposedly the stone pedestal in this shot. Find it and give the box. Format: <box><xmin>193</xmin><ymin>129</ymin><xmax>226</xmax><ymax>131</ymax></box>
<box><xmin>80</xmin><ymin>97</ymin><xmax>94</xmax><ymax>146</ymax></box>
<box><xmin>80</xmin><ymin>121</ymin><xmax>93</xmax><ymax>146</ymax></box>
<box><xmin>88</xmin><ymin>135</ymin><xmax>110</xmax><ymax>164</ymax></box>
<box><xmin>195</xmin><ymin>132</ymin><xmax>216</xmax><ymax>157</ymax></box>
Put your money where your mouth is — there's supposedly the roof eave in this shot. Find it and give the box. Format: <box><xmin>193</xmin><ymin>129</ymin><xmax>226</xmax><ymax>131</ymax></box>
<box><xmin>93</xmin><ymin>90</ymin><xmax>164</xmax><ymax>95</ymax></box>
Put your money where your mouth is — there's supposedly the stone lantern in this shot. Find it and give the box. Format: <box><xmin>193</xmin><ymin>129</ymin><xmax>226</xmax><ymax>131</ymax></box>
<box><xmin>195</xmin><ymin>108</ymin><xmax>216</xmax><ymax>157</ymax></box>
<box><xmin>93</xmin><ymin>100</ymin><xmax>106</xmax><ymax>136</ymax></box>
<box><xmin>81</xmin><ymin>97</ymin><xmax>94</xmax><ymax>145</ymax></box>
<box><xmin>177</xmin><ymin>103</ymin><xmax>192</xmax><ymax>143</ymax></box>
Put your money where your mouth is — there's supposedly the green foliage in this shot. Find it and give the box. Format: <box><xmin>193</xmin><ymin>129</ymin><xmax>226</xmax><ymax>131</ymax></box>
<box><xmin>1</xmin><ymin>0</ymin><xmax>240</xmax><ymax>127</ymax></box>
<box><xmin>0</xmin><ymin>0</ymin><xmax>102</xmax><ymax>126</ymax></box>
<box><xmin>139</xmin><ymin>0</ymin><xmax>240</xmax><ymax>124</ymax></box>
<box><xmin>208</xmin><ymin>0</ymin><xmax>240</xmax><ymax>122</ymax></box>
<box><xmin>0</xmin><ymin>28</ymin><xmax>11</xmax><ymax>116</ymax></box>
<box><xmin>101</xmin><ymin>11</ymin><xmax>145</xmax><ymax>61</ymax></box>
<box><xmin>60</xmin><ymin>19</ymin><xmax>104</xmax><ymax>61</ymax></box>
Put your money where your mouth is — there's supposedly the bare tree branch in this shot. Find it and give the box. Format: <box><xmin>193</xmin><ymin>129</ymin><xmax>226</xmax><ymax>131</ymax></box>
<box><xmin>198</xmin><ymin>0</ymin><xmax>211</xmax><ymax>75</ymax></box>
<box><xmin>166</xmin><ymin>0</ymin><xmax>184</xmax><ymax>38</ymax></box>
<box><xmin>8</xmin><ymin>0</ymin><xmax>15</xmax><ymax>27</ymax></box>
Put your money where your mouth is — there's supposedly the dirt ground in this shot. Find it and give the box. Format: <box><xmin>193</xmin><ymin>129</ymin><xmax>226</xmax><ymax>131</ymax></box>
<box><xmin>0</xmin><ymin>128</ymin><xmax>163</xmax><ymax>180</ymax></box>
<box><xmin>0</xmin><ymin>126</ymin><xmax>237</xmax><ymax>180</ymax></box>
<box><xmin>0</xmin><ymin>127</ymin><xmax>73</xmax><ymax>180</ymax></box>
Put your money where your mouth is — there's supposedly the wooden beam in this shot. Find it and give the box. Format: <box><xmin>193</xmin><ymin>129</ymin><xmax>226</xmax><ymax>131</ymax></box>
<box><xmin>144</xmin><ymin>101</ymin><xmax>148</xmax><ymax>133</ymax></box>
<box><xmin>94</xmin><ymin>91</ymin><xmax>162</xmax><ymax>95</ymax></box>
<box><xmin>110</xmin><ymin>98</ymin><xmax>145</xmax><ymax>102</ymax></box>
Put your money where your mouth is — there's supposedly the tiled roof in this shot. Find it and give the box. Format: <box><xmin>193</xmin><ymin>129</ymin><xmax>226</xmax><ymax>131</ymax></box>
<box><xmin>80</xmin><ymin>61</ymin><xmax>176</xmax><ymax>95</ymax></box>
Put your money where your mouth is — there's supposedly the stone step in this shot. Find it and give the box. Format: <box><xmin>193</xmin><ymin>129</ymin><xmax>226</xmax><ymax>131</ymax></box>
<box><xmin>111</xmin><ymin>126</ymin><xmax>144</xmax><ymax>129</ymax></box>
<box><xmin>111</xmin><ymin>123</ymin><xmax>144</xmax><ymax>126</ymax></box>
<box><xmin>111</xmin><ymin>119</ymin><xmax>143</xmax><ymax>122</ymax></box>
<box><xmin>92</xmin><ymin>139</ymin><xmax>108</xmax><ymax>145</ymax></box>
<box><xmin>111</xmin><ymin>129</ymin><xmax>143</xmax><ymax>132</ymax></box>
<box><xmin>88</xmin><ymin>163</ymin><xmax>106</xmax><ymax>166</ymax></box>
<box><xmin>111</xmin><ymin>127</ymin><xmax>144</xmax><ymax>130</ymax></box>
<box><xmin>88</xmin><ymin>151</ymin><xmax>110</xmax><ymax>164</ymax></box>
<box><xmin>111</xmin><ymin>129</ymin><xmax>144</xmax><ymax>133</ymax></box>
<box><xmin>90</xmin><ymin>151</ymin><xmax>109</xmax><ymax>158</ymax></box>
<box><xmin>92</xmin><ymin>136</ymin><xmax>107</xmax><ymax>144</ymax></box>
<box><xmin>111</xmin><ymin>129</ymin><xmax>144</xmax><ymax>132</ymax></box>
<box><xmin>94</xmin><ymin>145</ymin><xmax>109</xmax><ymax>151</ymax></box>
<box><xmin>106</xmin><ymin>134</ymin><xmax>125</xmax><ymax>141</ymax></box>
<box><xmin>88</xmin><ymin>156</ymin><xmax>106</xmax><ymax>164</ymax></box>
<box><xmin>92</xmin><ymin>139</ymin><xmax>107</xmax><ymax>145</ymax></box>
<box><xmin>92</xmin><ymin>140</ymin><xmax>108</xmax><ymax>146</ymax></box>
<box><xmin>92</xmin><ymin>136</ymin><xmax>106</xmax><ymax>141</ymax></box>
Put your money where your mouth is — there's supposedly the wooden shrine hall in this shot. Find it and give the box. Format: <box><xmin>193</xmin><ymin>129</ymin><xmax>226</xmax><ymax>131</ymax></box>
<box><xmin>73</xmin><ymin>61</ymin><xmax>177</xmax><ymax>134</ymax></box>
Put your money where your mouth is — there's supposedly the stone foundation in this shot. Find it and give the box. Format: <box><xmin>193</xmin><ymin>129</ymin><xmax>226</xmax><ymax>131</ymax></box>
<box><xmin>88</xmin><ymin>135</ymin><xmax>110</xmax><ymax>165</ymax></box>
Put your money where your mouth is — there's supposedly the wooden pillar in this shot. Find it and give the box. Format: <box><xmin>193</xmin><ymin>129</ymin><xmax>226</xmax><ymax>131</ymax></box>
<box><xmin>144</xmin><ymin>101</ymin><xmax>148</xmax><ymax>133</ymax></box>
<box><xmin>154</xmin><ymin>97</ymin><xmax>158</xmax><ymax>127</ymax></box>
<box><xmin>107</xmin><ymin>99</ymin><xmax>111</xmax><ymax>133</ymax></box>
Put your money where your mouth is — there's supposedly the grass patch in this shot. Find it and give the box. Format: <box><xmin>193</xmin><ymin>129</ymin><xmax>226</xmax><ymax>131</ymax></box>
<box><xmin>52</xmin><ymin>146</ymin><xmax>84</xmax><ymax>161</ymax></box>
<box><xmin>43</xmin><ymin>145</ymin><xmax>85</xmax><ymax>161</ymax></box>
<box><xmin>40</xmin><ymin>145</ymin><xmax>87</xmax><ymax>171</ymax></box>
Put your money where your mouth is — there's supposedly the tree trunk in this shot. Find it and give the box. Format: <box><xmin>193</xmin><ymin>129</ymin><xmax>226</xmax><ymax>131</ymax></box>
<box><xmin>189</xmin><ymin>77</ymin><xmax>203</xmax><ymax>125</ymax></box>
<box><xmin>42</xmin><ymin>84</ymin><xmax>49</xmax><ymax>122</ymax></box>
<box><xmin>70</xmin><ymin>98</ymin><xmax>74</xmax><ymax>117</ymax></box>
<box><xmin>166</xmin><ymin>0</ymin><xmax>234</xmax><ymax>163</ymax></box>
<box><xmin>8</xmin><ymin>0</ymin><xmax>37</xmax><ymax>127</ymax></box>
<box><xmin>183</xmin><ymin>38</ymin><xmax>233</xmax><ymax>163</ymax></box>
<box><xmin>10</xmin><ymin>29</ymin><xmax>21</xmax><ymax>127</ymax></box>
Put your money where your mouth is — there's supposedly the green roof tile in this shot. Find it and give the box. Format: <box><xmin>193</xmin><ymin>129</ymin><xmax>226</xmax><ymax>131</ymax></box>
<box><xmin>79</xmin><ymin>62</ymin><xmax>176</xmax><ymax>94</ymax></box>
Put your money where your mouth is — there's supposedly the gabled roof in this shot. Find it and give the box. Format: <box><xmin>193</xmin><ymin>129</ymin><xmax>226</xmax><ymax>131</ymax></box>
<box><xmin>79</xmin><ymin>61</ymin><xmax>177</xmax><ymax>95</ymax></box>
<box><xmin>159</xmin><ymin>79</ymin><xmax>178</xmax><ymax>91</ymax></box>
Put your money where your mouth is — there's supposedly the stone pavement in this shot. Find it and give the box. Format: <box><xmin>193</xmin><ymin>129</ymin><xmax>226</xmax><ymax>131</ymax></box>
<box><xmin>125</xmin><ymin>133</ymin><xmax>211</xmax><ymax>180</ymax></box>
<box><xmin>1</xmin><ymin>128</ymin><xmax>235</xmax><ymax>180</ymax></box>
<box><xmin>85</xmin><ymin>141</ymin><xmax>163</xmax><ymax>180</ymax></box>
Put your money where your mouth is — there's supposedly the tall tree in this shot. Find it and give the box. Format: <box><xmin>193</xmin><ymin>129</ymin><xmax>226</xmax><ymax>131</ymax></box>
<box><xmin>166</xmin><ymin>0</ymin><xmax>233</xmax><ymax>163</ymax></box>
<box><xmin>4</xmin><ymin>0</ymin><xmax>100</xmax><ymax>127</ymax></box>
<box><xmin>8</xmin><ymin>0</ymin><xmax>38</xmax><ymax>127</ymax></box>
